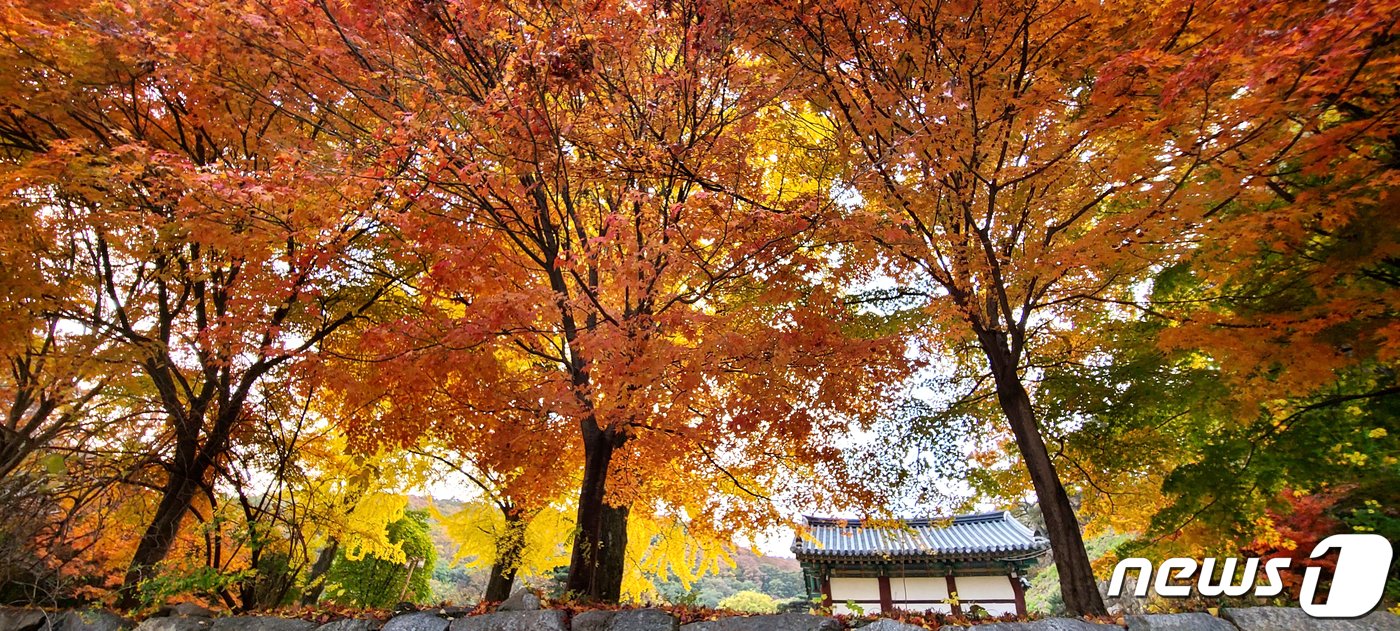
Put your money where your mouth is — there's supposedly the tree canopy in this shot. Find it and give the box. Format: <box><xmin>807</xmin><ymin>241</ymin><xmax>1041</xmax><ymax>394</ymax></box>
<box><xmin>0</xmin><ymin>0</ymin><xmax>1394</xmax><ymax>616</ymax></box>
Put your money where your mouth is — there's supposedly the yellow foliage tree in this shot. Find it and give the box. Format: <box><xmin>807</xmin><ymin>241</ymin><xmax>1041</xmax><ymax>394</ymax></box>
<box><xmin>434</xmin><ymin>500</ymin><xmax>574</xmax><ymax>590</ymax></box>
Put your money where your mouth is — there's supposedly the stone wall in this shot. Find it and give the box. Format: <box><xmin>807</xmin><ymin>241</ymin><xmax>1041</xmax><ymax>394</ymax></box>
<box><xmin>3</xmin><ymin>601</ymin><xmax>1398</xmax><ymax>631</ymax></box>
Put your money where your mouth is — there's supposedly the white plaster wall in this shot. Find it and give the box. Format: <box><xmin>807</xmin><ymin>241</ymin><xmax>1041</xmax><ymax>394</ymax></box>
<box><xmin>829</xmin><ymin>577</ymin><xmax>880</xmax><ymax>602</ymax></box>
<box><xmin>956</xmin><ymin>575</ymin><xmax>1015</xmax><ymax>600</ymax></box>
<box><xmin>827</xmin><ymin>574</ymin><xmax>1017</xmax><ymax>615</ymax></box>
<box><xmin>889</xmin><ymin>576</ymin><xmax>949</xmax><ymax>602</ymax></box>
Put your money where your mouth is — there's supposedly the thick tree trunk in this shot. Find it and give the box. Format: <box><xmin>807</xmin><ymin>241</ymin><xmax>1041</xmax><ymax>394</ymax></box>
<box><xmin>564</xmin><ymin>423</ymin><xmax>629</xmax><ymax>602</ymax></box>
<box><xmin>483</xmin><ymin>511</ymin><xmax>527</xmax><ymax>602</ymax></box>
<box><xmin>978</xmin><ymin>330</ymin><xmax>1107</xmax><ymax>617</ymax></box>
<box><xmin>595</xmin><ymin>502</ymin><xmax>628</xmax><ymax>603</ymax></box>
<box><xmin>483</xmin><ymin>560</ymin><xmax>518</xmax><ymax>603</ymax></box>
<box><xmin>117</xmin><ymin>467</ymin><xmax>204</xmax><ymax>608</ymax></box>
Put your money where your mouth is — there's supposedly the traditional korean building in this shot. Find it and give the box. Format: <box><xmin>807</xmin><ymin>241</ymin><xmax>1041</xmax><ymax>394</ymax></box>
<box><xmin>792</xmin><ymin>511</ymin><xmax>1049</xmax><ymax>616</ymax></box>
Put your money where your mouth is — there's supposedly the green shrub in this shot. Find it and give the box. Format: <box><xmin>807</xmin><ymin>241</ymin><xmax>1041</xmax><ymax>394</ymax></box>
<box><xmin>718</xmin><ymin>590</ymin><xmax>779</xmax><ymax>613</ymax></box>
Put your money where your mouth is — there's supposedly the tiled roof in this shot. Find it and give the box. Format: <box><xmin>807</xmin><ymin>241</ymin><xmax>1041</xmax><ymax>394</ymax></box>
<box><xmin>791</xmin><ymin>511</ymin><xmax>1050</xmax><ymax>562</ymax></box>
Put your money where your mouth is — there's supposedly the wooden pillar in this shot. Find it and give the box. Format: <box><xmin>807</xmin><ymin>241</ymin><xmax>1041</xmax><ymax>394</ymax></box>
<box><xmin>1011</xmin><ymin>574</ymin><xmax>1028</xmax><ymax>617</ymax></box>
<box><xmin>820</xmin><ymin>571</ymin><xmax>832</xmax><ymax>608</ymax></box>
<box><xmin>877</xmin><ymin>575</ymin><xmax>893</xmax><ymax>613</ymax></box>
<box><xmin>945</xmin><ymin>574</ymin><xmax>963</xmax><ymax>617</ymax></box>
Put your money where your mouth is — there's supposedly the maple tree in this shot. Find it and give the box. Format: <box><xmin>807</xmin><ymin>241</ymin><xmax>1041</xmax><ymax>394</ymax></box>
<box><xmin>0</xmin><ymin>233</ymin><xmax>115</xmax><ymax>485</ymax></box>
<box><xmin>0</xmin><ymin>14</ymin><xmax>132</xmax><ymax>491</ymax></box>
<box><xmin>0</xmin><ymin>0</ymin><xmax>1393</xmax><ymax>614</ymax></box>
<box><xmin>1135</xmin><ymin>0</ymin><xmax>1400</xmax><ymax>558</ymax></box>
<box><xmin>0</xmin><ymin>197</ymin><xmax>126</xmax><ymax>602</ymax></box>
<box><xmin>1014</xmin><ymin>0</ymin><xmax>1399</xmax><ymax>581</ymax></box>
<box><xmin>764</xmin><ymin>0</ymin><xmax>1397</xmax><ymax>615</ymax></box>
<box><xmin>324</xmin><ymin>320</ymin><xmax>579</xmax><ymax>602</ymax></box>
<box><xmin>299</xmin><ymin>0</ymin><xmax>912</xmax><ymax>603</ymax></box>
<box><xmin>60</xmin><ymin>369</ymin><xmax>433</xmax><ymax>609</ymax></box>
<box><xmin>0</xmin><ymin>0</ymin><xmax>417</xmax><ymax>605</ymax></box>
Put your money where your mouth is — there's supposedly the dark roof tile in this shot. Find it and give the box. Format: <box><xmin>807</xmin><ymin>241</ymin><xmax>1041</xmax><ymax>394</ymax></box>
<box><xmin>791</xmin><ymin>511</ymin><xmax>1049</xmax><ymax>562</ymax></box>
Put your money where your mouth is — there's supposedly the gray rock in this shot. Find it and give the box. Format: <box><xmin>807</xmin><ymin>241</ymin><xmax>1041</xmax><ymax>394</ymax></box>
<box><xmin>46</xmin><ymin>610</ymin><xmax>134</xmax><ymax>631</ymax></box>
<box><xmin>380</xmin><ymin>613</ymin><xmax>448</xmax><ymax>631</ymax></box>
<box><xmin>426</xmin><ymin>608</ymin><xmax>471</xmax><ymax>620</ymax></box>
<box><xmin>860</xmin><ymin>620</ymin><xmax>925</xmax><ymax>631</ymax></box>
<box><xmin>313</xmin><ymin>620</ymin><xmax>379</xmax><ymax>631</ymax></box>
<box><xmin>605</xmin><ymin>610</ymin><xmax>677</xmax><ymax>631</ymax></box>
<box><xmin>210</xmin><ymin>616</ymin><xmax>317</xmax><ymax>631</ymax></box>
<box><xmin>448</xmin><ymin>611</ymin><xmax>567</xmax><ymax>631</ymax></box>
<box><xmin>571</xmin><ymin>611</ymin><xmax>616</xmax><ymax>631</ymax></box>
<box><xmin>572</xmin><ymin>609</ymin><xmax>677</xmax><ymax>631</ymax></box>
<box><xmin>1125</xmin><ymin>613</ymin><xmax>1233</xmax><ymax>631</ymax></box>
<box><xmin>1099</xmin><ymin>578</ymin><xmax>1148</xmax><ymax>617</ymax></box>
<box><xmin>0</xmin><ymin>608</ymin><xmax>48</xmax><ymax>631</ymax></box>
<box><xmin>169</xmin><ymin>605</ymin><xmax>215</xmax><ymax>619</ymax></box>
<box><xmin>134</xmin><ymin>619</ymin><xmax>213</xmax><ymax>631</ymax></box>
<box><xmin>1222</xmin><ymin>607</ymin><xmax>1400</xmax><ymax>630</ymax></box>
<box><xmin>679</xmin><ymin>613</ymin><xmax>841</xmax><ymax>631</ymax></box>
<box><xmin>962</xmin><ymin>620</ymin><xmax>1119</xmax><ymax>631</ymax></box>
<box><xmin>1344</xmin><ymin>611</ymin><xmax>1400</xmax><ymax>630</ymax></box>
<box><xmin>494</xmin><ymin>590</ymin><xmax>540</xmax><ymax>613</ymax></box>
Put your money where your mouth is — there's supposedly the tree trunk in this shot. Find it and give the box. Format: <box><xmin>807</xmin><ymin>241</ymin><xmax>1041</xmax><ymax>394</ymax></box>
<box><xmin>483</xmin><ymin>560</ymin><xmax>518</xmax><ymax>603</ymax></box>
<box><xmin>300</xmin><ymin>539</ymin><xmax>339</xmax><ymax>605</ymax></box>
<box><xmin>595</xmin><ymin>502</ymin><xmax>628</xmax><ymax>603</ymax></box>
<box><xmin>117</xmin><ymin>467</ymin><xmax>204</xmax><ymax>608</ymax></box>
<box><xmin>564</xmin><ymin>423</ymin><xmax>629</xmax><ymax>602</ymax></box>
<box><xmin>978</xmin><ymin>330</ymin><xmax>1107</xmax><ymax>617</ymax></box>
<box><xmin>483</xmin><ymin>511</ymin><xmax>527</xmax><ymax>602</ymax></box>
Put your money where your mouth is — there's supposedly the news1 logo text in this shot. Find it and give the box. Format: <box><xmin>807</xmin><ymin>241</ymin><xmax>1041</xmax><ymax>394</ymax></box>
<box><xmin>1108</xmin><ymin>534</ymin><xmax>1394</xmax><ymax>618</ymax></box>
